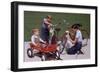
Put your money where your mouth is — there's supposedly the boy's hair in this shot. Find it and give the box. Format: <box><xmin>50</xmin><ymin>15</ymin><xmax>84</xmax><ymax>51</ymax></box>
<box><xmin>46</xmin><ymin>15</ymin><xmax>52</xmax><ymax>19</ymax></box>
<box><xmin>71</xmin><ymin>23</ymin><xmax>82</xmax><ymax>29</ymax></box>
<box><xmin>32</xmin><ymin>29</ymin><xmax>39</xmax><ymax>34</ymax></box>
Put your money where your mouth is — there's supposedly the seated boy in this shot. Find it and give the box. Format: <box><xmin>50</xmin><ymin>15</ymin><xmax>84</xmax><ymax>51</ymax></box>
<box><xmin>31</xmin><ymin>29</ymin><xmax>46</xmax><ymax>51</ymax></box>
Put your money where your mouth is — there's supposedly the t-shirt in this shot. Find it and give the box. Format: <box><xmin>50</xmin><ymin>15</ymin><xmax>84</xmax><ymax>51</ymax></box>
<box><xmin>75</xmin><ymin>30</ymin><xmax>82</xmax><ymax>42</ymax></box>
<box><xmin>31</xmin><ymin>35</ymin><xmax>45</xmax><ymax>45</ymax></box>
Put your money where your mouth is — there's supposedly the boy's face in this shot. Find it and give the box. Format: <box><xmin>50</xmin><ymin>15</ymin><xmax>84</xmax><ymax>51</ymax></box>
<box><xmin>34</xmin><ymin>31</ymin><xmax>40</xmax><ymax>36</ymax></box>
<box><xmin>47</xmin><ymin>18</ymin><xmax>52</xmax><ymax>23</ymax></box>
<box><xmin>72</xmin><ymin>28</ymin><xmax>77</xmax><ymax>32</ymax></box>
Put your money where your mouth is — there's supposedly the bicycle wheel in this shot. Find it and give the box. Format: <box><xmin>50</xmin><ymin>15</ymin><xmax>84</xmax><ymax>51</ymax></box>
<box><xmin>58</xmin><ymin>43</ymin><xmax>64</xmax><ymax>54</ymax></box>
<box><xmin>81</xmin><ymin>29</ymin><xmax>89</xmax><ymax>47</ymax></box>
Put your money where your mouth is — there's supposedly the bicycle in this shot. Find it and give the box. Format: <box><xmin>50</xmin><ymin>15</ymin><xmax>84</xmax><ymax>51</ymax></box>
<box><xmin>58</xmin><ymin>28</ymin><xmax>89</xmax><ymax>54</ymax></box>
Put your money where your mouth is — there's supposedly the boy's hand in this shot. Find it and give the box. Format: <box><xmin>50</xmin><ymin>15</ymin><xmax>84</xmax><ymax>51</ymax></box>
<box><xmin>44</xmin><ymin>41</ymin><xmax>46</xmax><ymax>44</ymax></box>
<box><xmin>48</xmin><ymin>24</ymin><xmax>52</xmax><ymax>29</ymax></box>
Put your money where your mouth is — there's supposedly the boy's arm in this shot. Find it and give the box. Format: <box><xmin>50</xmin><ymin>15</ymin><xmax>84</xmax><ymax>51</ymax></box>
<box><xmin>44</xmin><ymin>19</ymin><xmax>52</xmax><ymax>29</ymax></box>
<box><xmin>70</xmin><ymin>38</ymin><xmax>78</xmax><ymax>44</ymax></box>
<box><xmin>70</xmin><ymin>31</ymin><xmax>79</xmax><ymax>44</ymax></box>
<box><xmin>39</xmin><ymin>38</ymin><xmax>46</xmax><ymax>43</ymax></box>
<box><xmin>31</xmin><ymin>36</ymin><xmax>37</xmax><ymax>46</ymax></box>
<box><xmin>44</xmin><ymin>19</ymin><xmax>51</xmax><ymax>25</ymax></box>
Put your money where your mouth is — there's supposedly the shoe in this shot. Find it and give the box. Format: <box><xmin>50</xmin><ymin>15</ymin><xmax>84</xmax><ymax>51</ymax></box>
<box><xmin>57</xmin><ymin>57</ymin><xmax>62</xmax><ymax>60</ymax></box>
<box><xmin>77</xmin><ymin>50</ymin><xmax>84</xmax><ymax>54</ymax></box>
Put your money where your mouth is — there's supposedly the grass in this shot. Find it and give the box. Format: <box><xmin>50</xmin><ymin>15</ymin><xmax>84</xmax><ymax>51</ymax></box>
<box><xmin>24</xmin><ymin>11</ymin><xmax>90</xmax><ymax>41</ymax></box>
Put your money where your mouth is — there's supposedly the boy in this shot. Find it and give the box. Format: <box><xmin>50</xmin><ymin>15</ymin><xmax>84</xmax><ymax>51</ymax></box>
<box><xmin>67</xmin><ymin>24</ymin><xmax>83</xmax><ymax>54</ymax></box>
<box><xmin>31</xmin><ymin>29</ymin><xmax>46</xmax><ymax>50</ymax></box>
<box><xmin>40</xmin><ymin>15</ymin><xmax>52</xmax><ymax>43</ymax></box>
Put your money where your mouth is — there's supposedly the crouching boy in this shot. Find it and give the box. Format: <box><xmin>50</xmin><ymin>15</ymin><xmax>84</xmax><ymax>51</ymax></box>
<box><xmin>67</xmin><ymin>24</ymin><xmax>83</xmax><ymax>54</ymax></box>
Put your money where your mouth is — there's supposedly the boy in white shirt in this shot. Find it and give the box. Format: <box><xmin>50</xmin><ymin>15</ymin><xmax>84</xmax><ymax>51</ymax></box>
<box><xmin>31</xmin><ymin>29</ymin><xmax>46</xmax><ymax>50</ymax></box>
<box><xmin>67</xmin><ymin>24</ymin><xmax>83</xmax><ymax>54</ymax></box>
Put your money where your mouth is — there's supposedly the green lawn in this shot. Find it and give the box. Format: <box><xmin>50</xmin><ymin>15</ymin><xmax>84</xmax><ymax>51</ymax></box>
<box><xmin>24</xmin><ymin>11</ymin><xmax>90</xmax><ymax>41</ymax></box>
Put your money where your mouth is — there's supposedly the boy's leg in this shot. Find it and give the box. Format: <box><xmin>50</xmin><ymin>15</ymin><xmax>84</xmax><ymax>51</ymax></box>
<box><xmin>67</xmin><ymin>46</ymin><xmax>77</xmax><ymax>54</ymax></box>
<box><xmin>65</xmin><ymin>40</ymin><xmax>74</xmax><ymax>49</ymax></box>
<box><xmin>75</xmin><ymin>42</ymin><xmax>82</xmax><ymax>54</ymax></box>
<box><xmin>67</xmin><ymin>42</ymin><xmax>82</xmax><ymax>54</ymax></box>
